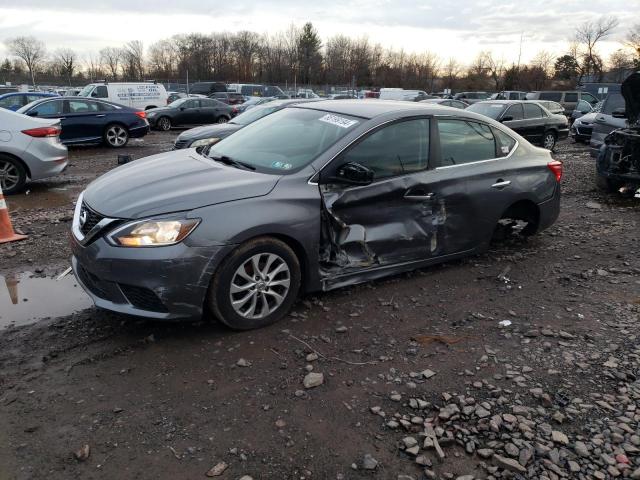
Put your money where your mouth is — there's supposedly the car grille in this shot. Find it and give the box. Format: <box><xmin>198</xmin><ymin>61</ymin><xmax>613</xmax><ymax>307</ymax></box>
<box><xmin>118</xmin><ymin>284</ymin><xmax>168</xmax><ymax>313</ymax></box>
<box><xmin>173</xmin><ymin>139</ymin><xmax>190</xmax><ymax>150</ymax></box>
<box><xmin>79</xmin><ymin>203</ymin><xmax>104</xmax><ymax>235</ymax></box>
<box><xmin>575</xmin><ymin>126</ymin><xmax>593</xmax><ymax>136</ymax></box>
<box><xmin>76</xmin><ymin>264</ymin><xmax>113</xmax><ymax>301</ymax></box>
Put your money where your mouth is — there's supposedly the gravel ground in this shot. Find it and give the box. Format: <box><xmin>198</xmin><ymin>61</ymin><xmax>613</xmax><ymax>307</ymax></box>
<box><xmin>0</xmin><ymin>136</ymin><xmax>638</xmax><ymax>480</ymax></box>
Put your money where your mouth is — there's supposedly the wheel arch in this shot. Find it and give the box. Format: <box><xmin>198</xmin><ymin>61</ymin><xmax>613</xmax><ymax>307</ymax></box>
<box><xmin>0</xmin><ymin>151</ymin><xmax>31</xmax><ymax>179</ymax></box>
<box><xmin>499</xmin><ymin>198</ymin><xmax>541</xmax><ymax>234</ymax></box>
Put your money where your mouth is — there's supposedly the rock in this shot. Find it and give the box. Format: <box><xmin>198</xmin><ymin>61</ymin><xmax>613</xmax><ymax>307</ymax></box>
<box><xmin>630</xmin><ymin>467</ymin><xmax>640</xmax><ymax>479</ymax></box>
<box><xmin>586</xmin><ymin>201</ymin><xmax>602</xmax><ymax>210</ymax></box>
<box><xmin>421</xmin><ymin>369</ymin><xmax>436</xmax><ymax>379</ymax></box>
<box><xmin>362</xmin><ymin>454</ymin><xmax>378</xmax><ymax>470</ymax></box>
<box><xmin>238</xmin><ymin>477</ymin><xmax>253</xmax><ymax>480</ymax></box>
<box><xmin>493</xmin><ymin>454</ymin><xmax>526</xmax><ymax>473</ymax></box>
<box><xmin>236</xmin><ymin>358</ymin><xmax>252</xmax><ymax>367</ymax></box>
<box><xmin>415</xmin><ymin>455</ymin><xmax>432</xmax><ymax>466</ymax></box>
<box><xmin>74</xmin><ymin>444</ymin><xmax>90</xmax><ymax>461</ymax></box>
<box><xmin>551</xmin><ymin>430</ymin><xmax>569</xmax><ymax>445</ymax></box>
<box><xmin>305</xmin><ymin>352</ymin><xmax>318</xmax><ymax>362</ymax></box>
<box><xmin>206</xmin><ymin>462</ymin><xmax>228</xmax><ymax>477</ymax></box>
<box><xmin>568</xmin><ymin>460</ymin><xmax>580</xmax><ymax>473</ymax></box>
<box><xmin>402</xmin><ymin>437</ymin><xmax>418</xmax><ymax>448</ymax></box>
<box><xmin>477</xmin><ymin>448</ymin><xmax>494</xmax><ymax>459</ymax></box>
<box><xmin>574</xmin><ymin>441</ymin><xmax>589</xmax><ymax>457</ymax></box>
<box><xmin>303</xmin><ymin>372</ymin><xmax>324</xmax><ymax>389</ymax></box>
<box><xmin>335</xmin><ymin>326</ymin><xmax>348</xmax><ymax>333</ymax></box>
<box><xmin>475</xmin><ymin>406</ymin><xmax>490</xmax><ymax>418</ymax></box>
<box><xmin>275</xmin><ymin>419</ymin><xmax>286</xmax><ymax>428</ymax></box>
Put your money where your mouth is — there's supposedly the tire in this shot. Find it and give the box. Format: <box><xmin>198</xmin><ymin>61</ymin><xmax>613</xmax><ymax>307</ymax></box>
<box><xmin>209</xmin><ymin>237</ymin><xmax>301</xmax><ymax>330</ymax></box>
<box><xmin>0</xmin><ymin>154</ymin><xmax>27</xmax><ymax>195</ymax></box>
<box><xmin>103</xmin><ymin>124</ymin><xmax>129</xmax><ymax>148</ymax></box>
<box><xmin>157</xmin><ymin>117</ymin><xmax>171</xmax><ymax>131</ymax></box>
<box><xmin>542</xmin><ymin>130</ymin><xmax>557</xmax><ymax>151</ymax></box>
<box><xmin>216</xmin><ymin>116</ymin><xmax>229</xmax><ymax>124</ymax></box>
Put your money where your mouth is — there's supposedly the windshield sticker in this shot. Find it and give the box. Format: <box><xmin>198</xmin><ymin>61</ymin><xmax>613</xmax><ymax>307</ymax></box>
<box><xmin>271</xmin><ymin>161</ymin><xmax>293</xmax><ymax>170</ymax></box>
<box><xmin>501</xmin><ymin>146</ymin><xmax>510</xmax><ymax>154</ymax></box>
<box><xmin>490</xmin><ymin>105</ymin><xmax>504</xmax><ymax>108</ymax></box>
<box><xmin>318</xmin><ymin>114</ymin><xmax>358</xmax><ymax>129</ymax></box>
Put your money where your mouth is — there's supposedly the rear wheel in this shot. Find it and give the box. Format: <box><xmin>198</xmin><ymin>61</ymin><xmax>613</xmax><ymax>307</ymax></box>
<box><xmin>596</xmin><ymin>174</ymin><xmax>622</xmax><ymax>193</ymax></box>
<box><xmin>104</xmin><ymin>124</ymin><xmax>129</xmax><ymax>148</ymax></box>
<box><xmin>157</xmin><ymin>116</ymin><xmax>171</xmax><ymax>131</ymax></box>
<box><xmin>0</xmin><ymin>155</ymin><xmax>27</xmax><ymax>195</ymax></box>
<box><xmin>543</xmin><ymin>130</ymin><xmax>557</xmax><ymax>151</ymax></box>
<box><xmin>216</xmin><ymin>116</ymin><xmax>229</xmax><ymax>124</ymax></box>
<box><xmin>209</xmin><ymin>237</ymin><xmax>301</xmax><ymax>330</ymax></box>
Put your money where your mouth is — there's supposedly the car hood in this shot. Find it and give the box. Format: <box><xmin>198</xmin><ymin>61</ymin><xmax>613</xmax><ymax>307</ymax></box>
<box><xmin>176</xmin><ymin>123</ymin><xmax>243</xmax><ymax>141</ymax></box>
<box><xmin>622</xmin><ymin>71</ymin><xmax>640</xmax><ymax>125</ymax></box>
<box><xmin>576</xmin><ymin>112</ymin><xmax>598</xmax><ymax>124</ymax></box>
<box><xmin>83</xmin><ymin>150</ymin><xmax>280</xmax><ymax>218</ymax></box>
<box><xmin>146</xmin><ymin>106</ymin><xmax>172</xmax><ymax>115</ymax></box>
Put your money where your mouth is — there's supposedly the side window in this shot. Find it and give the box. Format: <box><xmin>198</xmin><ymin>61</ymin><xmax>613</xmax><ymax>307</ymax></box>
<box><xmin>0</xmin><ymin>95</ymin><xmax>23</xmax><ymax>109</ymax></box>
<box><xmin>523</xmin><ymin>103</ymin><xmax>543</xmax><ymax>119</ymax></box>
<box><xmin>581</xmin><ymin>92</ymin><xmax>598</xmax><ymax>104</ymax></box>
<box><xmin>93</xmin><ymin>86</ymin><xmax>108</xmax><ymax>98</ymax></box>
<box><xmin>437</xmin><ymin>119</ymin><xmax>496</xmax><ymax>166</ymax></box>
<box><xmin>493</xmin><ymin>128</ymin><xmax>517</xmax><ymax>157</ymax></box>
<box><xmin>183</xmin><ymin>100</ymin><xmax>197</xmax><ymax>109</ymax></box>
<box><xmin>68</xmin><ymin>100</ymin><xmax>99</xmax><ymax>113</ymax></box>
<box><xmin>98</xmin><ymin>102</ymin><xmax>117</xmax><ymax>111</ymax></box>
<box><xmin>340</xmin><ymin>119</ymin><xmax>430</xmax><ymax>180</ymax></box>
<box><xmin>504</xmin><ymin>104</ymin><xmax>524</xmax><ymax>120</ymax></box>
<box><xmin>540</xmin><ymin>92</ymin><xmax>562</xmax><ymax>102</ymax></box>
<box><xmin>30</xmin><ymin>100</ymin><xmax>64</xmax><ymax>116</ymax></box>
<box><xmin>576</xmin><ymin>100</ymin><xmax>590</xmax><ymax>112</ymax></box>
<box><xmin>26</xmin><ymin>95</ymin><xmax>44</xmax><ymax>104</ymax></box>
<box><xmin>564</xmin><ymin>92</ymin><xmax>578</xmax><ymax>102</ymax></box>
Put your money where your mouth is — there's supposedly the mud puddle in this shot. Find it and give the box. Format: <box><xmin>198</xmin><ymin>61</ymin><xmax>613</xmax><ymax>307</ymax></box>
<box><xmin>0</xmin><ymin>271</ymin><xmax>93</xmax><ymax>329</ymax></box>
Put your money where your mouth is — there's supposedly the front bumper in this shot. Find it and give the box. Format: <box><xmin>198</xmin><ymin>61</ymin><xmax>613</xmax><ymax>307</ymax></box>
<box><xmin>71</xmin><ymin>234</ymin><xmax>231</xmax><ymax>320</ymax></box>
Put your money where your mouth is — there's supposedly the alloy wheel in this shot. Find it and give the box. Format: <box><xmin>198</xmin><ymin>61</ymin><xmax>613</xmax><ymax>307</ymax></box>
<box><xmin>217</xmin><ymin>117</ymin><xmax>228</xmax><ymax>124</ymax></box>
<box><xmin>158</xmin><ymin>117</ymin><xmax>171</xmax><ymax>131</ymax></box>
<box><xmin>0</xmin><ymin>160</ymin><xmax>20</xmax><ymax>192</ymax></box>
<box><xmin>229</xmin><ymin>253</ymin><xmax>291</xmax><ymax>320</ymax></box>
<box><xmin>543</xmin><ymin>133</ymin><xmax>556</xmax><ymax>150</ymax></box>
<box><xmin>106</xmin><ymin>125</ymin><xmax>128</xmax><ymax>147</ymax></box>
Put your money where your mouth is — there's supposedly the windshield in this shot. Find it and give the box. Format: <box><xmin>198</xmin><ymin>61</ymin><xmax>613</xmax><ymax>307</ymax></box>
<box><xmin>232</xmin><ymin>104</ymin><xmax>282</xmax><ymax>126</ymax></box>
<box><xmin>78</xmin><ymin>85</ymin><xmax>94</xmax><ymax>97</ymax></box>
<box><xmin>467</xmin><ymin>102</ymin><xmax>508</xmax><ymax>119</ymax></box>
<box><xmin>209</xmin><ymin>107</ymin><xmax>361</xmax><ymax>174</ymax></box>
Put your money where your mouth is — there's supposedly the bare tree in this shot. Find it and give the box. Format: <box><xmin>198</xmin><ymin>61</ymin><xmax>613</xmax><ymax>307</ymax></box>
<box><xmin>123</xmin><ymin>40</ymin><xmax>145</xmax><ymax>80</ymax></box>
<box><xmin>5</xmin><ymin>36</ymin><xmax>46</xmax><ymax>86</ymax></box>
<box><xmin>100</xmin><ymin>47</ymin><xmax>124</xmax><ymax>80</ymax></box>
<box><xmin>627</xmin><ymin>24</ymin><xmax>640</xmax><ymax>63</ymax></box>
<box><xmin>443</xmin><ymin>58</ymin><xmax>461</xmax><ymax>90</ymax></box>
<box><xmin>608</xmin><ymin>49</ymin><xmax>635</xmax><ymax>82</ymax></box>
<box><xmin>54</xmin><ymin>48</ymin><xmax>77</xmax><ymax>86</ymax></box>
<box><xmin>575</xmin><ymin>16</ymin><xmax>619</xmax><ymax>80</ymax></box>
<box><xmin>85</xmin><ymin>53</ymin><xmax>103</xmax><ymax>82</ymax></box>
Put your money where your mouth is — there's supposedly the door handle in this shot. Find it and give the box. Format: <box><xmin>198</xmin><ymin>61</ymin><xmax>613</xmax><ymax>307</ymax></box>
<box><xmin>404</xmin><ymin>191</ymin><xmax>434</xmax><ymax>201</ymax></box>
<box><xmin>95</xmin><ymin>114</ymin><xmax>105</xmax><ymax>117</ymax></box>
<box><xmin>491</xmin><ymin>180</ymin><xmax>511</xmax><ymax>189</ymax></box>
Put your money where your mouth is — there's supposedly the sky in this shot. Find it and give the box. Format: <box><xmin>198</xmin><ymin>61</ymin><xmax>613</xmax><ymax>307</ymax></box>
<box><xmin>0</xmin><ymin>0</ymin><xmax>637</xmax><ymax>65</ymax></box>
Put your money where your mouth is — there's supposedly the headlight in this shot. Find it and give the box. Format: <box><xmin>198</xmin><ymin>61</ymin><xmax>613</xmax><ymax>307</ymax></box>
<box><xmin>107</xmin><ymin>218</ymin><xmax>200</xmax><ymax>247</ymax></box>
<box><xmin>147</xmin><ymin>112</ymin><xmax>157</xmax><ymax>117</ymax></box>
<box><xmin>191</xmin><ymin>137</ymin><xmax>221</xmax><ymax>148</ymax></box>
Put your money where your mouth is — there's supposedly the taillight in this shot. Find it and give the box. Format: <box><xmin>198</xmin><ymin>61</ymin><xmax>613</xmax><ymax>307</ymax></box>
<box><xmin>135</xmin><ymin>111</ymin><xmax>146</xmax><ymax>119</ymax></box>
<box><xmin>547</xmin><ymin>160</ymin><xmax>563</xmax><ymax>182</ymax></box>
<box><xmin>21</xmin><ymin>126</ymin><xmax>61</xmax><ymax>138</ymax></box>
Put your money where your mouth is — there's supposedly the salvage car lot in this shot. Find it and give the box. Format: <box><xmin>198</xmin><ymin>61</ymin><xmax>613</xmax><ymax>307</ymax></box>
<box><xmin>0</xmin><ymin>132</ymin><xmax>639</xmax><ymax>479</ymax></box>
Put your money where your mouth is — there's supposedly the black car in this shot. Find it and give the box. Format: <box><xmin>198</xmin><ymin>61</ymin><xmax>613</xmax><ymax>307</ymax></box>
<box><xmin>211</xmin><ymin>92</ymin><xmax>246</xmax><ymax>105</ymax></box>
<box><xmin>146</xmin><ymin>98</ymin><xmax>233</xmax><ymax>131</ymax></box>
<box><xmin>173</xmin><ymin>99</ymin><xmax>320</xmax><ymax>149</ymax></box>
<box><xmin>467</xmin><ymin>100</ymin><xmax>569</xmax><ymax>150</ymax></box>
<box><xmin>596</xmin><ymin>72</ymin><xmax>639</xmax><ymax>193</ymax></box>
<box><xmin>189</xmin><ymin>82</ymin><xmax>227</xmax><ymax>96</ymax></box>
<box><xmin>16</xmin><ymin>97</ymin><xmax>149</xmax><ymax>148</ymax></box>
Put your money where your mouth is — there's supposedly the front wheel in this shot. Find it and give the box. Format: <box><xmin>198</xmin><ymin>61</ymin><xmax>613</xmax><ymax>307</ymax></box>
<box><xmin>0</xmin><ymin>155</ymin><xmax>27</xmax><ymax>194</ymax></box>
<box><xmin>216</xmin><ymin>116</ymin><xmax>229</xmax><ymax>124</ymax></box>
<box><xmin>542</xmin><ymin>131</ymin><xmax>557</xmax><ymax>151</ymax></box>
<box><xmin>104</xmin><ymin>124</ymin><xmax>129</xmax><ymax>148</ymax></box>
<box><xmin>209</xmin><ymin>237</ymin><xmax>301</xmax><ymax>330</ymax></box>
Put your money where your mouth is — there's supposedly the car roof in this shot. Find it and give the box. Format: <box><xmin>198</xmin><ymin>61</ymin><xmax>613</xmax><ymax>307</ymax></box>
<box><xmin>294</xmin><ymin>99</ymin><xmax>452</xmax><ymax>119</ymax></box>
<box><xmin>0</xmin><ymin>92</ymin><xmax>56</xmax><ymax>98</ymax></box>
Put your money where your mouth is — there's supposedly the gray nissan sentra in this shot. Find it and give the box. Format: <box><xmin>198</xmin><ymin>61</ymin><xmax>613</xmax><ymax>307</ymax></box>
<box><xmin>71</xmin><ymin>100</ymin><xmax>562</xmax><ymax>330</ymax></box>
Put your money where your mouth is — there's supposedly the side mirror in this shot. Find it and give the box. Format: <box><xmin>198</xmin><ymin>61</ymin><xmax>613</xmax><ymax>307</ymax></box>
<box><xmin>612</xmin><ymin>108</ymin><xmax>626</xmax><ymax>119</ymax></box>
<box><xmin>26</xmin><ymin>111</ymin><xmax>38</xmax><ymax>117</ymax></box>
<box><xmin>501</xmin><ymin>115</ymin><xmax>513</xmax><ymax>122</ymax></box>
<box><xmin>327</xmin><ymin>162</ymin><xmax>374</xmax><ymax>186</ymax></box>
<box><xmin>180</xmin><ymin>107</ymin><xmax>186</xmax><ymax>111</ymax></box>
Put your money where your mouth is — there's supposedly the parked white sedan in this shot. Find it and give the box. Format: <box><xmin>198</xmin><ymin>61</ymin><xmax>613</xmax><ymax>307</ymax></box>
<box><xmin>0</xmin><ymin>107</ymin><xmax>68</xmax><ymax>194</ymax></box>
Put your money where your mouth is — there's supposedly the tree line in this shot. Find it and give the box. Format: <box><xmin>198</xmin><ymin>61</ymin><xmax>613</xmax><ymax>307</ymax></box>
<box><xmin>2</xmin><ymin>18</ymin><xmax>638</xmax><ymax>92</ymax></box>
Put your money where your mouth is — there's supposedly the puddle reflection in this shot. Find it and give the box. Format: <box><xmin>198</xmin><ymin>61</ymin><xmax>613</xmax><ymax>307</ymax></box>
<box><xmin>0</xmin><ymin>271</ymin><xmax>93</xmax><ymax>329</ymax></box>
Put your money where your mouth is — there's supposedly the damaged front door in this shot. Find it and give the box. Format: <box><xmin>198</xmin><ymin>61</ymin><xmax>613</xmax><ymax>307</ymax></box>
<box><xmin>319</xmin><ymin>118</ymin><xmax>444</xmax><ymax>274</ymax></box>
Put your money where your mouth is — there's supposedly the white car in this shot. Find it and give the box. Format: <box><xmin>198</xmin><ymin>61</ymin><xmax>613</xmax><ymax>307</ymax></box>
<box><xmin>379</xmin><ymin>88</ymin><xmax>430</xmax><ymax>101</ymax></box>
<box><xmin>0</xmin><ymin>108</ymin><xmax>68</xmax><ymax>194</ymax></box>
<box><xmin>77</xmin><ymin>82</ymin><xmax>168</xmax><ymax>111</ymax></box>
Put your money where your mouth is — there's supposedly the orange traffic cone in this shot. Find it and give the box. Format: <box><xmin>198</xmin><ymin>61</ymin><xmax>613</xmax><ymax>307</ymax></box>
<box><xmin>0</xmin><ymin>185</ymin><xmax>27</xmax><ymax>244</ymax></box>
<box><xmin>5</xmin><ymin>274</ymin><xmax>19</xmax><ymax>305</ymax></box>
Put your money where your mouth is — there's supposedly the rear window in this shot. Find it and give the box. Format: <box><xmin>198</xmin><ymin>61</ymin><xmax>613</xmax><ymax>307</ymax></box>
<box><xmin>0</xmin><ymin>95</ymin><xmax>23</xmax><ymax>109</ymax></box>
<box><xmin>540</xmin><ymin>92</ymin><xmax>562</xmax><ymax>102</ymax></box>
<box><xmin>564</xmin><ymin>92</ymin><xmax>578</xmax><ymax>102</ymax></box>
<box><xmin>523</xmin><ymin>103</ymin><xmax>543</xmax><ymax>119</ymax></box>
<box><xmin>466</xmin><ymin>102</ymin><xmax>507</xmax><ymax>120</ymax></box>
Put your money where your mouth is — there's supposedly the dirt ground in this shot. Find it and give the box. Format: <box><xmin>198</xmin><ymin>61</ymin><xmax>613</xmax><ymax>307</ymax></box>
<box><xmin>0</xmin><ymin>132</ymin><xmax>638</xmax><ymax>480</ymax></box>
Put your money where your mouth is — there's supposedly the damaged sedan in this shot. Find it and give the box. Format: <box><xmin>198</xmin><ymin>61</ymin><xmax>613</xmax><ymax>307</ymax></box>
<box><xmin>71</xmin><ymin>100</ymin><xmax>561</xmax><ymax>329</ymax></box>
<box><xmin>596</xmin><ymin>72</ymin><xmax>640</xmax><ymax>194</ymax></box>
